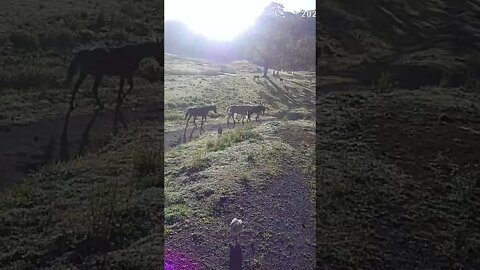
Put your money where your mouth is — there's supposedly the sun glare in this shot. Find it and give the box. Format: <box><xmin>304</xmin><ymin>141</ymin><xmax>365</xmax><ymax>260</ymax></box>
<box><xmin>165</xmin><ymin>0</ymin><xmax>315</xmax><ymax>41</ymax></box>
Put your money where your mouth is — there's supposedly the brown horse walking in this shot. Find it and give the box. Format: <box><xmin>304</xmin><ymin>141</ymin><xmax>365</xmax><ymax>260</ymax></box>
<box><xmin>60</xmin><ymin>39</ymin><xmax>163</xmax><ymax>161</ymax></box>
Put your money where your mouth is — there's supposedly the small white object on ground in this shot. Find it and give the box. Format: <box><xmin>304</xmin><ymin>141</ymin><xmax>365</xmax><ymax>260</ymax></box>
<box><xmin>230</xmin><ymin>218</ymin><xmax>243</xmax><ymax>243</ymax></box>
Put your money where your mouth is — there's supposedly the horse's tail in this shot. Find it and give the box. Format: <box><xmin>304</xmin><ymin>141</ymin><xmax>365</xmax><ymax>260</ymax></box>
<box><xmin>185</xmin><ymin>109</ymin><xmax>190</xmax><ymax>119</ymax></box>
<box><xmin>226</xmin><ymin>106</ymin><xmax>231</xmax><ymax>115</ymax></box>
<box><xmin>65</xmin><ymin>53</ymin><xmax>80</xmax><ymax>86</ymax></box>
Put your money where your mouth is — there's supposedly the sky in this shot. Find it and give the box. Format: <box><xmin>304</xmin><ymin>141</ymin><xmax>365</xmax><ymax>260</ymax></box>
<box><xmin>165</xmin><ymin>0</ymin><xmax>316</xmax><ymax>41</ymax></box>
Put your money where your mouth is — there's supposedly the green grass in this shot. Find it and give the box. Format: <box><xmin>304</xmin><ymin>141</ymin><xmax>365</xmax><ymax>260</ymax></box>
<box><xmin>164</xmin><ymin>54</ymin><xmax>316</xmax><ymax>129</ymax></box>
<box><xmin>0</xmin><ymin>0</ymin><xmax>164</xmax><ymax>127</ymax></box>
<box><xmin>0</xmin><ymin>122</ymin><xmax>164</xmax><ymax>269</ymax></box>
<box><xmin>205</xmin><ymin>124</ymin><xmax>263</xmax><ymax>152</ymax></box>
<box><xmin>164</xmin><ymin>121</ymin><xmax>314</xmax><ymax>236</ymax></box>
<box><xmin>316</xmin><ymin>87</ymin><xmax>480</xmax><ymax>269</ymax></box>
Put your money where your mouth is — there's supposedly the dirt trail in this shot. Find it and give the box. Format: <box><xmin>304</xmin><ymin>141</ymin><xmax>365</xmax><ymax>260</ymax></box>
<box><xmin>0</xmin><ymin>104</ymin><xmax>162</xmax><ymax>190</ymax></box>
<box><xmin>165</xmin><ymin>166</ymin><xmax>316</xmax><ymax>269</ymax></box>
<box><xmin>164</xmin><ymin>116</ymin><xmax>277</xmax><ymax>152</ymax></box>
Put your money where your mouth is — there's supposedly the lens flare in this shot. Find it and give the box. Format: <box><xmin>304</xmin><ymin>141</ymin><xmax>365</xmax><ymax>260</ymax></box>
<box><xmin>164</xmin><ymin>249</ymin><xmax>202</xmax><ymax>270</ymax></box>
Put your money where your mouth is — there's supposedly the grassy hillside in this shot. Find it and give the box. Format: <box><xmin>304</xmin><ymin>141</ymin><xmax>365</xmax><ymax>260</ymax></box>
<box><xmin>164</xmin><ymin>55</ymin><xmax>315</xmax><ymax>130</ymax></box>
<box><xmin>317</xmin><ymin>0</ymin><xmax>480</xmax><ymax>88</ymax></box>
<box><xmin>163</xmin><ymin>54</ymin><xmax>316</xmax><ymax>268</ymax></box>
<box><xmin>0</xmin><ymin>0</ymin><xmax>163</xmax><ymax>128</ymax></box>
<box><xmin>317</xmin><ymin>2</ymin><xmax>480</xmax><ymax>268</ymax></box>
<box><xmin>0</xmin><ymin>123</ymin><xmax>164</xmax><ymax>269</ymax></box>
<box><xmin>0</xmin><ymin>0</ymin><xmax>164</xmax><ymax>268</ymax></box>
<box><xmin>317</xmin><ymin>86</ymin><xmax>480</xmax><ymax>268</ymax></box>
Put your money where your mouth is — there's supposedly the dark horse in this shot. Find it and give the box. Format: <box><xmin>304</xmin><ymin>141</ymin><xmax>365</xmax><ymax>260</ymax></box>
<box><xmin>59</xmin><ymin>40</ymin><xmax>162</xmax><ymax>161</ymax></box>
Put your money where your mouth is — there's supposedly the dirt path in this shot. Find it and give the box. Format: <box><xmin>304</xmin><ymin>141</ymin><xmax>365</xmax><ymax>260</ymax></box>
<box><xmin>164</xmin><ymin>116</ymin><xmax>277</xmax><ymax>152</ymax></box>
<box><xmin>0</xmin><ymin>104</ymin><xmax>278</xmax><ymax>190</ymax></box>
<box><xmin>0</xmin><ymin>104</ymin><xmax>162</xmax><ymax>190</ymax></box>
<box><xmin>165</xmin><ymin>166</ymin><xmax>316</xmax><ymax>269</ymax></box>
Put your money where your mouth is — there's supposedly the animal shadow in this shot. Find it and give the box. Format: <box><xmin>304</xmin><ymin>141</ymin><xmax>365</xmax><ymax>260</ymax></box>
<box><xmin>229</xmin><ymin>243</ymin><xmax>243</xmax><ymax>270</ymax></box>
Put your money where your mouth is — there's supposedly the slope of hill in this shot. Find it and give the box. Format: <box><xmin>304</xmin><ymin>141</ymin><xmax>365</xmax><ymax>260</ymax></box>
<box><xmin>317</xmin><ymin>0</ymin><xmax>480</xmax><ymax>88</ymax></box>
<box><xmin>163</xmin><ymin>54</ymin><xmax>316</xmax><ymax>268</ymax></box>
<box><xmin>317</xmin><ymin>1</ymin><xmax>480</xmax><ymax>268</ymax></box>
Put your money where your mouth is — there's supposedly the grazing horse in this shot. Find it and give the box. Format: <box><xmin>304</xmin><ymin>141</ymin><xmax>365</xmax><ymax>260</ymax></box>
<box><xmin>65</xmin><ymin>40</ymin><xmax>163</xmax><ymax>129</ymax></box>
<box><xmin>185</xmin><ymin>105</ymin><xmax>217</xmax><ymax>128</ymax></box>
<box><xmin>59</xmin><ymin>39</ymin><xmax>162</xmax><ymax>161</ymax></box>
<box><xmin>248</xmin><ymin>105</ymin><xmax>266</xmax><ymax>121</ymax></box>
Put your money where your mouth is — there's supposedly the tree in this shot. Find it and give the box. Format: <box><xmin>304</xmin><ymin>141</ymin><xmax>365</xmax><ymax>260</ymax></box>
<box><xmin>238</xmin><ymin>2</ymin><xmax>316</xmax><ymax>75</ymax></box>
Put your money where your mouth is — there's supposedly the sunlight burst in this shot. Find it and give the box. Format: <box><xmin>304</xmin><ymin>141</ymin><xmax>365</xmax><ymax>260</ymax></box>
<box><xmin>165</xmin><ymin>0</ymin><xmax>315</xmax><ymax>41</ymax></box>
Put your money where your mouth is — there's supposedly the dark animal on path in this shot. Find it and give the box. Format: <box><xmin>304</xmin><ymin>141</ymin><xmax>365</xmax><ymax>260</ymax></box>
<box><xmin>279</xmin><ymin>77</ymin><xmax>283</xmax><ymax>83</ymax></box>
<box><xmin>59</xmin><ymin>38</ymin><xmax>162</xmax><ymax>161</ymax></box>
<box><xmin>185</xmin><ymin>105</ymin><xmax>217</xmax><ymax>128</ymax></box>
<box><xmin>253</xmin><ymin>75</ymin><xmax>260</xmax><ymax>81</ymax></box>
<box><xmin>226</xmin><ymin>104</ymin><xmax>266</xmax><ymax>125</ymax></box>
<box><xmin>248</xmin><ymin>105</ymin><xmax>266</xmax><ymax>121</ymax></box>
<box><xmin>65</xmin><ymin>39</ymin><xmax>163</xmax><ymax>130</ymax></box>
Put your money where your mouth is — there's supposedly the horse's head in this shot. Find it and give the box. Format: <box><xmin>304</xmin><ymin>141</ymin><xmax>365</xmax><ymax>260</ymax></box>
<box><xmin>143</xmin><ymin>38</ymin><xmax>163</xmax><ymax>65</ymax></box>
<box><xmin>211</xmin><ymin>105</ymin><xmax>217</xmax><ymax>114</ymax></box>
<box><xmin>256</xmin><ymin>105</ymin><xmax>265</xmax><ymax>114</ymax></box>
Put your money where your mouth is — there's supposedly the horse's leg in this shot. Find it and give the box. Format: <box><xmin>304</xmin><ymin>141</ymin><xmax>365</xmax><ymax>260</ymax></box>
<box><xmin>113</xmin><ymin>76</ymin><xmax>125</xmax><ymax>134</ymax></box>
<box><xmin>92</xmin><ymin>75</ymin><xmax>104</xmax><ymax>111</ymax></box>
<box><xmin>199</xmin><ymin>120</ymin><xmax>204</xmax><ymax>134</ymax></box>
<box><xmin>122</xmin><ymin>76</ymin><xmax>134</xmax><ymax>100</ymax></box>
<box><xmin>185</xmin><ymin>114</ymin><xmax>191</xmax><ymax>129</ymax></box>
<box><xmin>59</xmin><ymin>72</ymin><xmax>87</xmax><ymax>161</ymax></box>
<box><xmin>193</xmin><ymin>116</ymin><xmax>198</xmax><ymax>127</ymax></box>
<box><xmin>70</xmin><ymin>72</ymin><xmax>86</xmax><ymax>110</ymax></box>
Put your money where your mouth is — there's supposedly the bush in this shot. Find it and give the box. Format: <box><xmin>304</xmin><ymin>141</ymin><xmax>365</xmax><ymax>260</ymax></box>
<box><xmin>62</xmin><ymin>15</ymin><xmax>80</xmax><ymax>31</ymax></box>
<box><xmin>133</xmin><ymin>149</ymin><xmax>163</xmax><ymax>177</ymax></box>
<box><xmin>110</xmin><ymin>30</ymin><xmax>128</xmax><ymax>41</ymax></box>
<box><xmin>137</xmin><ymin>60</ymin><xmax>162</xmax><ymax>82</ymax></box>
<box><xmin>79</xmin><ymin>9</ymin><xmax>88</xmax><ymax>20</ymax></box>
<box><xmin>94</xmin><ymin>8</ymin><xmax>106</xmax><ymax>29</ymax></box>
<box><xmin>371</xmin><ymin>71</ymin><xmax>393</xmax><ymax>94</ymax></box>
<box><xmin>0</xmin><ymin>65</ymin><xmax>63</xmax><ymax>90</ymax></box>
<box><xmin>120</xmin><ymin>2</ymin><xmax>142</xmax><ymax>19</ymax></box>
<box><xmin>9</xmin><ymin>31</ymin><xmax>39</xmax><ymax>49</ymax></box>
<box><xmin>126</xmin><ymin>21</ymin><xmax>149</xmax><ymax>36</ymax></box>
<box><xmin>78</xmin><ymin>29</ymin><xmax>96</xmax><ymax>43</ymax></box>
<box><xmin>206</xmin><ymin>125</ymin><xmax>262</xmax><ymax>152</ymax></box>
<box><xmin>38</xmin><ymin>29</ymin><xmax>76</xmax><ymax>50</ymax></box>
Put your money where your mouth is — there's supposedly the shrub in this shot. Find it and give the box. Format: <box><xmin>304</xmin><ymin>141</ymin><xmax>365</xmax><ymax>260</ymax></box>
<box><xmin>79</xmin><ymin>9</ymin><xmax>88</xmax><ymax>20</ymax></box>
<box><xmin>137</xmin><ymin>60</ymin><xmax>162</xmax><ymax>82</ymax></box>
<box><xmin>133</xmin><ymin>148</ymin><xmax>163</xmax><ymax>177</ymax></box>
<box><xmin>110</xmin><ymin>30</ymin><xmax>128</xmax><ymax>41</ymax></box>
<box><xmin>0</xmin><ymin>65</ymin><xmax>63</xmax><ymax>90</ymax></box>
<box><xmin>206</xmin><ymin>125</ymin><xmax>262</xmax><ymax>152</ymax></box>
<box><xmin>62</xmin><ymin>15</ymin><xmax>80</xmax><ymax>31</ymax></box>
<box><xmin>371</xmin><ymin>71</ymin><xmax>393</xmax><ymax>94</ymax></box>
<box><xmin>78</xmin><ymin>29</ymin><xmax>95</xmax><ymax>43</ymax></box>
<box><xmin>120</xmin><ymin>2</ymin><xmax>142</xmax><ymax>19</ymax></box>
<box><xmin>38</xmin><ymin>29</ymin><xmax>76</xmax><ymax>50</ymax></box>
<box><xmin>9</xmin><ymin>31</ymin><xmax>39</xmax><ymax>49</ymax></box>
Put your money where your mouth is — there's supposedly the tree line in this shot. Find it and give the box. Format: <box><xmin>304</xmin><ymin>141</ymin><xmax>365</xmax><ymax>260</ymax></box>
<box><xmin>164</xmin><ymin>2</ymin><xmax>315</xmax><ymax>74</ymax></box>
